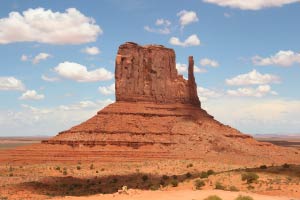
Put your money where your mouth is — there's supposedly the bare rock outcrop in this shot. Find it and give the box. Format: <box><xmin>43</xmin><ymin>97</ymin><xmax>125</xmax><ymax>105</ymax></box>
<box><xmin>115</xmin><ymin>42</ymin><xmax>200</xmax><ymax>106</ymax></box>
<box><xmin>5</xmin><ymin>41</ymin><xmax>297</xmax><ymax>164</ymax></box>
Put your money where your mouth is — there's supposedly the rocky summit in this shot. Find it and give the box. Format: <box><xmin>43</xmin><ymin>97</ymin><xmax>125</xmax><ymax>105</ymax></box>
<box><xmin>1</xmin><ymin>42</ymin><xmax>299</xmax><ymax>164</ymax></box>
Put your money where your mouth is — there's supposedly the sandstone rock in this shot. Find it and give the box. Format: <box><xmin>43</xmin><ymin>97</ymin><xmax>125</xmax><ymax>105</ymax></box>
<box><xmin>115</xmin><ymin>42</ymin><xmax>200</xmax><ymax>106</ymax></box>
<box><xmin>3</xmin><ymin>42</ymin><xmax>298</xmax><ymax>164</ymax></box>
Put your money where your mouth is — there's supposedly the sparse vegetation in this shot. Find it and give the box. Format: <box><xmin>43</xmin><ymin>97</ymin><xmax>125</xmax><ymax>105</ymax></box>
<box><xmin>204</xmin><ymin>195</ymin><xmax>222</xmax><ymax>200</ymax></box>
<box><xmin>241</xmin><ymin>172</ymin><xmax>259</xmax><ymax>184</ymax></box>
<box><xmin>207</xmin><ymin>169</ymin><xmax>215</xmax><ymax>175</ymax></box>
<box><xmin>235</xmin><ymin>195</ymin><xmax>253</xmax><ymax>200</ymax></box>
<box><xmin>200</xmin><ymin>171</ymin><xmax>208</xmax><ymax>178</ymax></box>
<box><xmin>194</xmin><ymin>179</ymin><xmax>205</xmax><ymax>190</ymax></box>
<box><xmin>229</xmin><ymin>185</ymin><xmax>239</xmax><ymax>191</ymax></box>
<box><xmin>185</xmin><ymin>172</ymin><xmax>192</xmax><ymax>178</ymax></box>
<box><xmin>282</xmin><ymin>163</ymin><xmax>290</xmax><ymax>168</ymax></box>
<box><xmin>162</xmin><ymin>175</ymin><xmax>169</xmax><ymax>180</ymax></box>
<box><xmin>55</xmin><ymin>166</ymin><xmax>60</xmax><ymax>170</ymax></box>
<box><xmin>171</xmin><ymin>179</ymin><xmax>178</xmax><ymax>187</ymax></box>
<box><xmin>186</xmin><ymin>163</ymin><xmax>193</xmax><ymax>168</ymax></box>
<box><xmin>76</xmin><ymin>166</ymin><xmax>81</xmax><ymax>170</ymax></box>
<box><xmin>142</xmin><ymin>175</ymin><xmax>148</xmax><ymax>182</ymax></box>
<box><xmin>215</xmin><ymin>181</ymin><xmax>225</xmax><ymax>190</ymax></box>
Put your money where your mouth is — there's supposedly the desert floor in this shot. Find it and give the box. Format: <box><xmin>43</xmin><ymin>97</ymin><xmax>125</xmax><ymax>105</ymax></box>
<box><xmin>0</xmin><ymin>137</ymin><xmax>300</xmax><ymax>200</ymax></box>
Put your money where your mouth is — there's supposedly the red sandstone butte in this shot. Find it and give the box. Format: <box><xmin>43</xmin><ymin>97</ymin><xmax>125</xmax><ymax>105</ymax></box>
<box><xmin>1</xmin><ymin>42</ymin><xmax>299</xmax><ymax>164</ymax></box>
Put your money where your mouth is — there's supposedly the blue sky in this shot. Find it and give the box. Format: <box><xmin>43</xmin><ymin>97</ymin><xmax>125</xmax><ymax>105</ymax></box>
<box><xmin>0</xmin><ymin>0</ymin><xmax>300</xmax><ymax>136</ymax></box>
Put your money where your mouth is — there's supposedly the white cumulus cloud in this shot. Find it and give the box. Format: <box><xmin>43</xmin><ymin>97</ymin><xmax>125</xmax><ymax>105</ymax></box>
<box><xmin>200</xmin><ymin>58</ymin><xmax>219</xmax><ymax>67</ymax></box>
<box><xmin>227</xmin><ymin>85</ymin><xmax>277</xmax><ymax>97</ymax></box>
<box><xmin>203</xmin><ymin>0</ymin><xmax>299</xmax><ymax>10</ymax></box>
<box><xmin>144</xmin><ymin>18</ymin><xmax>171</xmax><ymax>34</ymax></box>
<box><xmin>252</xmin><ymin>50</ymin><xmax>300</xmax><ymax>67</ymax></box>
<box><xmin>21</xmin><ymin>55</ymin><xmax>28</xmax><ymax>61</ymax></box>
<box><xmin>225</xmin><ymin>69</ymin><xmax>280</xmax><ymax>86</ymax></box>
<box><xmin>169</xmin><ymin>34</ymin><xmax>200</xmax><ymax>47</ymax></box>
<box><xmin>41</xmin><ymin>75</ymin><xmax>59</xmax><ymax>82</ymax></box>
<box><xmin>197</xmin><ymin>86</ymin><xmax>222</xmax><ymax>102</ymax></box>
<box><xmin>19</xmin><ymin>90</ymin><xmax>45</xmax><ymax>100</ymax></box>
<box><xmin>176</xmin><ymin>63</ymin><xmax>207</xmax><ymax>74</ymax></box>
<box><xmin>82</xmin><ymin>46</ymin><xmax>100</xmax><ymax>55</ymax></box>
<box><xmin>98</xmin><ymin>83</ymin><xmax>115</xmax><ymax>95</ymax></box>
<box><xmin>0</xmin><ymin>8</ymin><xmax>102</xmax><ymax>44</ymax></box>
<box><xmin>32</xmin><ymin>53</ymin><xmax>51</xmax><ymax>64</ymax></box>
<box><xmin>54</xmin><ymin>61</ymin><xmax>113</xmax><ymax>82</ymax></box>
<box><xmin>0</xmin><ymin>77</ymin><xmax>25</xmax><ymax>91</ymax></box>
<box><xmin>177</xmin><ymin>10</ymin><xmax>199</xmax><ymax>28</ymax></box>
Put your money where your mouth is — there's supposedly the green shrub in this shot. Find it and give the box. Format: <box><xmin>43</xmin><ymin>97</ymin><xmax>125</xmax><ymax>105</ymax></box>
<box><xmin>194</xmin><ymin>179</ymin><xmax>205</xmax><ymax>190</ymax></box>
<box><xmin>162</xmin><ymin>175</ymin><xmax>169</xmax><ymax>180</ymax></box>
<box><xmin>229</xmin><ymin>185</ymin><xmax>239</xmax><ymax>191</ymax></box>
<box><xmin>200</xmin><ymin>171</ymin><xmax>208</xmax><ymax>178</ymax></box>
<box><xmin>185</xmin><ymin>172</ymin><xmax>192</xmax><ymax>178</ymax></box>
<box><xmin>235</xmin><ymin>195</ymin><xmax>253</xmax><ymax>200</ymax></box>
<box><xmin>207</xmin><ymin>169</ymin><xmax>215</xmax><ymax>175</ymax></box>
<box><xmin>55</xmin><ymin>166</ymin><xmax>60</xmax><ymax>170</ymax></box>
<box><xmin>241</xmin><ymin>172</ymin><xmax>259</xmax><ymax>184</ymax></box>
<box><xmin>215</xmin><ymin>181</ymin><xmax>225</xmax><ymax>190</ymax></box>
<box><xmin>204</xmin><ymin>195</ymin><xmax>222</xmax><ymax>200</ymax></box>
<box><xmin>149</xmin><ymin>184</ymin><xmax>160</xmax><ymax>190</ymax></box>
<box><xmin>171</xmin><ymin>179</ymin><xmax>178</xmax><ymax>187</ymax></box>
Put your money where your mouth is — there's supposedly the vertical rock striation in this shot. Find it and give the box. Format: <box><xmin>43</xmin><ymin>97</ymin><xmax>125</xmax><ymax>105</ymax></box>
<box><xmin>115</xmin><ymin>42</ymin><xmax>200</xmax><ymax>106</ymax></box>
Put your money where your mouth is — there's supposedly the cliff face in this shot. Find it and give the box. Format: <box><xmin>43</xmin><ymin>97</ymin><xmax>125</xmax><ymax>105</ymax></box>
<box><xmin>115</xmin><ymin>42</ymin><xmax>200</xmax><ymax>106</ymax></box>
<box><xmin>32</xmin><ymin>42</ymin><xmax>299</xmax><ymax>163</ymax></box>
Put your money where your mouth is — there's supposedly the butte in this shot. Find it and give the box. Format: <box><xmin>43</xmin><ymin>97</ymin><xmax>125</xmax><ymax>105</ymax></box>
<box><xmin>1</xmin><ymin>42</ymin><xmax>299</xmax><ymax>164</ymax></box>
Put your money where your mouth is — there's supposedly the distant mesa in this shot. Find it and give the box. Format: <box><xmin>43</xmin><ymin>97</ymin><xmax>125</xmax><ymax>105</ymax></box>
<box><xmin>1</xmin><ymin>42</ymin><xmax>298</xmax><ymax>164</ymax></box>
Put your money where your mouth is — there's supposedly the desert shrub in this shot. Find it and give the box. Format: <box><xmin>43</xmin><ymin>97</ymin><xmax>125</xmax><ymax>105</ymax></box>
<box><xmin>159</xmin><ymin>179</ymin><xmax>166</xmax><ymax>186</ymax></box>
<box><xmin>172</xmin><ymin>175</ymin><xmax>177</xmax><ymax>179</ymax></box>
<box><xmin>194</xmin><ymin>179</ymin><xmax>205</xmax><ymax>190</ymax></box>
<box><xmin>229</xmin><ymin>185</ymin><xmax>239</xmax><ymax>191</ymax></box>
<box><xmin>247</xmin><ymin>185</ymin><xmax>255</xmax><ymax>190</ymax></box>
<box><xmin>186</xmin><ymin>163</ymin><xmax>193</xmax><ymax>168</ymax></box>
<box><xmin>63</xmin><ymin>170</ymin><xmax>67</xmax><ymax>175</ymax></box>
<box><xmin>9</xmin><ymin>173</ymin><xmax>13</xmax><ymax>177</ymax></box>
<box><xmin>207</xmin><ymin>169</ymin><xmax>215</xmax><ymax>176</ymax></box>
<box><xmin>96</xmin><ymin>170</ymin><xmax>99</xmax><ymax>173</ymax></box>
<box><xmin>149</xmin><ymin>184</ymin><xmax>159</xmax><ymax>190</ymax></box>
<box><xmin>171</xmin><ymin>179</ymin><xmax>178</xmax><ymax>187</ymax></box>
<box><xmin>76</xmin><ymin>166</ymin><xmax>81</xmax><ymax>170</ymax></box>
<box><xmin>200</xmin><ymin>171</ymin><xmax>209</xmax><ymax>178</ymax></box>
<box><xmin>241</xmin><ymin>172</ymin><xmax>259</xmax><ymax>184</ymax></box>
<box><xmin>0</xmin><ymin>196</ymin><xmax>9</xmax><ymax>200</ymax></box>
<box><xmin>90</xmin><ymin>164</ymin><xmax>94</xmax><ymax>170</ymax></box>
<box><xmin>215</xmin><ymin>181</ymin><xmax>225</xmax><ymax>190</ymax></box>
<box><xmin>55</xmin><ymin>166</ymin><xmax>60</xmax><ymax>170</ymax></box>
<box><xmin>235</xmin><ymin>195</ymin><xmax>253</xmax><ymax>200</ymax></box>
<box><xmin>282</xmin><ymin>163</ymin><xmax>290</xmax><ymax>168</ymax></box>
<box><xmin>162</xmin><ymin>175</ymin><xmax>169</xmax><ymax>180</ymax></box>
<box><xmin>9</xmin><ymin>166</ymin><xmax>13</xmax><ymax>172</ymax></box>
<box><xmin>185</xmin><ymin>172</ymin><xmax>192</xmax><ymax>178</ymax></box>
<box><xmin>101</xmin><ymin>168</ymin><xmax>105</xmax><ymax>171</ymax></box>
<box><xmin>204</xmin><ymin>195</ymin><xmax>222</xmax><ymax>200</ymax></box>
<box><xmin>142</xmin><ymin>175</ymin><xmax>148</xmax><ymax>182</ymax></box>
<box><xmin>259</xmin><ymin>165</ymin><xmax>267</xmax><ymax>169</ymax></box>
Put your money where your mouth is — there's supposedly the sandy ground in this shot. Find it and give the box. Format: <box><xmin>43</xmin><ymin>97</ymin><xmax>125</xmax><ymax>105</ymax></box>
<box><xmin>55</xmin><ymin>189</ymin><xmax>298</xmax><ymax>200</ymax></box>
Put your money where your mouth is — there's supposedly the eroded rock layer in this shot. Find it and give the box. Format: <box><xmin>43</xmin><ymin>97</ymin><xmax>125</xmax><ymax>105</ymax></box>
<box><xmin>2</xmin><ymin>42</ymin><xmax>299</xmax><ymax>164</ymax></box>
